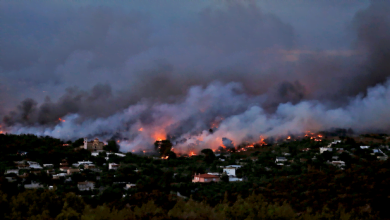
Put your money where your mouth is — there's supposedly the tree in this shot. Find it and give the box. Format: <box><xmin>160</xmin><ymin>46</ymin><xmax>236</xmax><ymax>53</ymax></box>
<box><xmin>221</xmin><ymin>174</ymin><xmax>229</xmax><ymax>183</ymax></box>
<box><xmin>154</xmin><ymin>140</ymin><xmax>172</xmax><ymax>157</ymax></box>
<box><xmin>201</xmin><ymin>149</ymin><xmax>216</xmax><ymax>164</ymax></box>
<box><xmin>104</xmin><ymin>140</ymin><xmax>119</xmax><ymax>153</ymax></box>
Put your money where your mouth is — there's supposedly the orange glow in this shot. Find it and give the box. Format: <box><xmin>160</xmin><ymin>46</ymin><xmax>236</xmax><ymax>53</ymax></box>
<box><xmin>0</xmin><ymin>131</ymin><xmax>3</xmax><ymax>134</ymax></box>
<box><xmin>287</xmin><ymin>136</ymin><xmax>291</xmax><ymax>140</ymax></box>
<box><xmin>153</xmin><ymin>132</ymin><xmax>166</xmax><ymax>142</ymax></box>
<box><xmin>247</xmin><ymin>144</ymin><xmax>254</xmax><ymax>148</ymax></box>
<box><xmin>117</xmin><ymin>140</ymin><xmax>120</xmax><ymax>143</ymax></box>
<box><xmin>138</xmin><ymin>128</ymin><xmax>143</xmax><ymax>131</ymax></box>
<box><xmin>189</xmin><ymin>151</ymin><xmax>196</xmax><ymax>156</ymax></box>
<box><xmin>58</xmin><ymin>118</ymin><xmax>65</xmax><ymax>122</ymax></box>
<box><xmin>161</xmin><ymin>156</ymin><xmax>169</xmax><ymax>159</ymax></box>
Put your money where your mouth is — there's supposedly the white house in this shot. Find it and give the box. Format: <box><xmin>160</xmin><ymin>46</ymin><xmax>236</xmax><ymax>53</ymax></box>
<box><xmin>282</xmin><ymin>152</ymin><xmax>291</xmax><ymax>156</ymax></box>
<box><xmin>107</xmin><ymin>152</ymin><xmax>126</xmax><ymax>157</ymax></box>
<box><xmin>29</xmin><ymin>164</ymin><xmax>43</xmax><ymax>169</ymax></box>
<box><xmin>223</xmin><ymin>167</ymin><xmax>236</xmax><ymax>176</ymax></box>
<box><xmin>77</xmin><ymin>181</ymin><xmax>95</xmax><ymax>191</ymax></box>
<box><xmin>5</xmin><ymin>169</ymin><xmax>19</xmax><ymax>175</ymax></box>
<box><xmin>125</xmin><ymin>183</ymin><xmax>136</xmax><ymax>190</ymax></box>
<box><xmin>229</xmin><ymin>177</ymin><xmax>243</xmax><ymax>182</ymax></box>
<box><xmin>320</xmin><ymin>147</ymin><xmax>333</xmax><ymax>154</ymax></box>
<box><xmin>109</xmin><ymin>163</ymin><xmax>120</xmax><ymax>170</ymax></box>
<box><xmin>360</xmin><ymin>146</ymin><xmax>370</xmax><ymax>149</ymax></box>
<box><xmin>24</xmin><ymin>182</ymin><xmax>44</xmax><ymax>189</ymax></box>
<box><xmin>275</xmin><ymin>157</ymin><xmax>287</xmax><ymax>163</ymax></box>
<box><xmin>329</xmin><ymin>161</ymin><xmax>345</xmax><ymax>169</ymax></box>
<box><xmin>43</xmin><ymin>164</ymin><xmax>54</xmax><ymax>168</ymax></box>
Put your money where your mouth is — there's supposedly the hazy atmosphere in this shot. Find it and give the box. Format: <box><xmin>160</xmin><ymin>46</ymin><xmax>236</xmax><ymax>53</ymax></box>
<box><xmin>2</xmin><ymin>0</ymin><xmax>390</xmax><ymax>152</ymax></box>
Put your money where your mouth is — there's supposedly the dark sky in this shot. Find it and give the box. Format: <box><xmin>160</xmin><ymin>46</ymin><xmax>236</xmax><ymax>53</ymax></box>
<box><xmin>1</xmin><ymin>0</ymin><xmax>390</xmax><ymax>151</ymax></box>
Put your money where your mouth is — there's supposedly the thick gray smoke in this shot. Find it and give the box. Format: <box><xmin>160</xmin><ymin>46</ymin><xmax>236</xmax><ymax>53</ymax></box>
<box><xmin>2</xmin><ymin>0</ymin><xmax>390</xmax><ymax>152</ymax></box>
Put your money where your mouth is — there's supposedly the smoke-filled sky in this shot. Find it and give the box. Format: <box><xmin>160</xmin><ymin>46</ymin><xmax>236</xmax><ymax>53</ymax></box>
<box><xmin>1</xmin><ymin>0</ymin><xmax>390</xmax><ymax>152</ymax></box>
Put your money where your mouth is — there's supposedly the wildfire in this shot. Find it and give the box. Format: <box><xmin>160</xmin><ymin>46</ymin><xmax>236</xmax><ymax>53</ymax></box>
<box><xmin>287</xmin><ymin>136</ymin><xmax>291</xmax><ymax>140</ymax></box>
<box><xmin>117</xmin><ymin>140</ymin><xmax>120</xmax><ymax>143</ymax></box>
<box><xmin>189</xmin><ymin>151</ymin><xmax>196</xmax><ymax>156</ymax></box>
<box><xmin>58</xmin><ymin>118</ymin><xmax>66</xmax><ymax>122</ymax></box>
<box><xmin>0</xmin><ymin>131</ymin><xmax>3</xmax><ymax>134</ymax></box>
<box><xmin>138</xmin><ymin>128</ymin><xmax>143</xmax><ymax>131</ymax></box>
<box><xmin>247</xmin><ymin>144</ymin><xmax>254</xmax><ymax>148</ymax></box>
<box><xmin>258</xmin><ymin>137</ymin><xmax>267</xmax><ymax>146</ymax></box>
<box><xmin>161</xmin><ymin>156</ymin><xmax>169</xmax><ymax>159</ymax></box>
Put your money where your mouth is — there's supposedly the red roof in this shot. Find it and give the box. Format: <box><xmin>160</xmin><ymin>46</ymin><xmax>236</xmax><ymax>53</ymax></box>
<box><xmin>194</xmin><ymin>174</ymin><xmax>219</xmax><ymax>178</ymax></box>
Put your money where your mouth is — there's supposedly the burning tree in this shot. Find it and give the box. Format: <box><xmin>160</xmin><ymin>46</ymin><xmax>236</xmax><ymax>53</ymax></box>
<box><xmin>154</xmin><ymin>139</ymin><xmax>173</xmax><ymax>157</ymax></box>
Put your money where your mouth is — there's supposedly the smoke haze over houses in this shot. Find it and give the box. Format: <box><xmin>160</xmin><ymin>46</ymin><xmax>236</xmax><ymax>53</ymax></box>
<box><xmin>2</xmin><ymin>0</ymin><xmax>390</xmax><ymax>152</ymax></box>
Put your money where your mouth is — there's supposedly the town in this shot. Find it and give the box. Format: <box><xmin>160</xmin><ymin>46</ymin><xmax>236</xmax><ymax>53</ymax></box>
<box><xmin>1</xmin><ymin>131</ymin><xmax>390</xmax><ymax>219</ymax></box>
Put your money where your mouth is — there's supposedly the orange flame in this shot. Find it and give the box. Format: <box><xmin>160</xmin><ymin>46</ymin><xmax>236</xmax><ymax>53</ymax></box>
<box><xmin>138</xmin><ymin>128</ymin><xmax>143</xmax><ymax>131</ymax></box>
<box><xmin>189</xmin><ymin>151</ymin><xmax>196</xmax><ymax>156</ymax></box>
<box><xmin>287</xmin><ymin>136</ymin><xmax>291</xmax><ymax>140</ymax></box>
<box><xmin>58</xmin><ymin>118</ymin><xmax>65</xmax><ymax>122</ymax></box>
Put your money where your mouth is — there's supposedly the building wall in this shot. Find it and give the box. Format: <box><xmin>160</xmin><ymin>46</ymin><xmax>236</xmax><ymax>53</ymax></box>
<box><xmin>223</xmin><ymin>168</ymin><xmax>236</xmax><ymax>176</ymax></box>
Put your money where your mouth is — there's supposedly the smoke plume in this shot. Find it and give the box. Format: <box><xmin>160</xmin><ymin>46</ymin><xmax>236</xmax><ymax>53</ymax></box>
<box><xmin>2</xmin><ymin>0</ymin><xmax>390</xmax><ymax>152</ymax></box>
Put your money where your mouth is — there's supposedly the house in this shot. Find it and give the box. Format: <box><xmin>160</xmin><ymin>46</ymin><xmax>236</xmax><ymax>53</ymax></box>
<box><xmin>109</xmin><ymin>163</ymin><xmax>120</xmax><ymax>170</ymax></box>
<box><xmin>301</xmin><ymin>148</ymin><xmax>310</xmax><ymax>152</ymax></box>
<box><xmin>329</xmin><ymin>161</ymin><xmax>345</xmax><ymax>169</ymax></box>
<box><xmin>360</xmin><ymin>146</ymin><xmax>370</xmax><ymax>149</ymax></box>
<box><xmin>282</xmin><ymin>152</ymin><xmax>291</xmax><ymax>156</ymax></box>
<box><xmin>275</xmin><ymin>157</ymin><xmax>287</xmax><ymax>163</ymax></box>
<box><xmin>47</xmin><ymin>169</ymin><xmax>55</xmax><ymax>175</ymax></box>
<box><xmin>107</xmin><ymin>152</ymin><xmax>126</xmax><ymax>157</ymax></box>
<box><xmin>332</xmin><ymin>140</ymin><xmax>342</xmax><ymax>144</ymax></box>
<box><xmin>60</xmin><ymin>162</ymin><xmax>69</xmax><ymax>167</ymax></box>
<box><xmin>77</xmin><ymin>181</ymin><xmax>95</xmax><ymax>191</ymax></box>
<box><xmin>84</xmin><ymin>164</ymin><xmax>96</xmax><ymax>169</ymax></box>
<box><xmin>43</xmin><ymin>164</ymin><xmax>54</xmax><ymax>168</ymax></box>
<box><xmin>17</xmin><ymin>164</ymin><xmax>30</xmax><ymax>169</ymax></box>
<box><xmin>59</xmin><ymin>167</ymin><xmax>70</xmax><ymax>172</ymax></box>
<box><xmin>24</xmin><ymin>182</ymin><xmax>44</xmax><ymax>189</ymax></box>
<box><xmin>377</xmin><ymin>156</ymin><xmax>388</xmax><ymax>161</ymax></box>
<box><xmin>52</xmin><ymin>173</ymin><xmax>67</xmax><ymax>179</ymax></box>
<box><xmin>229</xmin><ymin>177</ymin><xmax>243</xmax><ymax>182</ymax></box>
<box><xmin>192</xmin><ymin>174</ymin><xmax>220</xmax><ymax>183</ymax></box>
<box><xmin>80</xmin><ymin>138</ymin><xmax>105</xmax><ymax>152</ymax></box>
<box><xmin>29</xmin><ymin>164</ymin><xmax>43</xmax><ymax>169</ymax></box>
<box><xmin>67</xmin><ymin>168</ymin><xmax>80</xmax><ymax>175</ymax></box>
<box><xmin>223</xmin><ymin>167</ymin><xmax>237</xmax><ymax>176</ymax></box>
<box><xmin>332</xmin><ymin>156</ymin><xmax>339</xmax><ymax>161</ymax></box>
<box><xmin>17</xmin><ymin>150</ymin><xmax>28</xmax><ymax>156</ymax></box>
<box><xmin>5</xmin><ymin>169</ymin><xmax>19</xmax><ymax>175</ymax></box>
<box><xmin>320</xmin><ymin>147</ymin><xmax>333</xmax><ymax>154</ymax></box>
<box><xmin>125</xmin><ymin>184</ymin><xmax>136</xmax><ymax>189</ymax></box>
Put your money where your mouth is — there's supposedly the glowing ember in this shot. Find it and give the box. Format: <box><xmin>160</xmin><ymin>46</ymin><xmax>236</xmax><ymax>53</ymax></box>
<box><xmin>117</xmin><ymin>140</ymin><xmax>120</xmax><ymax>143</ymax></box>
<box><xmin>161</xmin><ymin>156</ymin><xmax>169</xmax><ymax>159</ymax></box>
<box><xmin>287</xmin><ymin>136</ymin><xmax>291</xmax><ymax>140</ymax></box>
<box><xmin>189</xmin><ymin>151</ymin><xmax>196</xmax><ymax>156</ymax></box>
<box><xmin>58</xmin><ymin>118</ymin><xmax>66</xmax><ymax>122</ymax></box>
<box><xmin>138</xmin><ymin>128</ymin><xmax>143</xmax><ymax>131</ymax></box>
